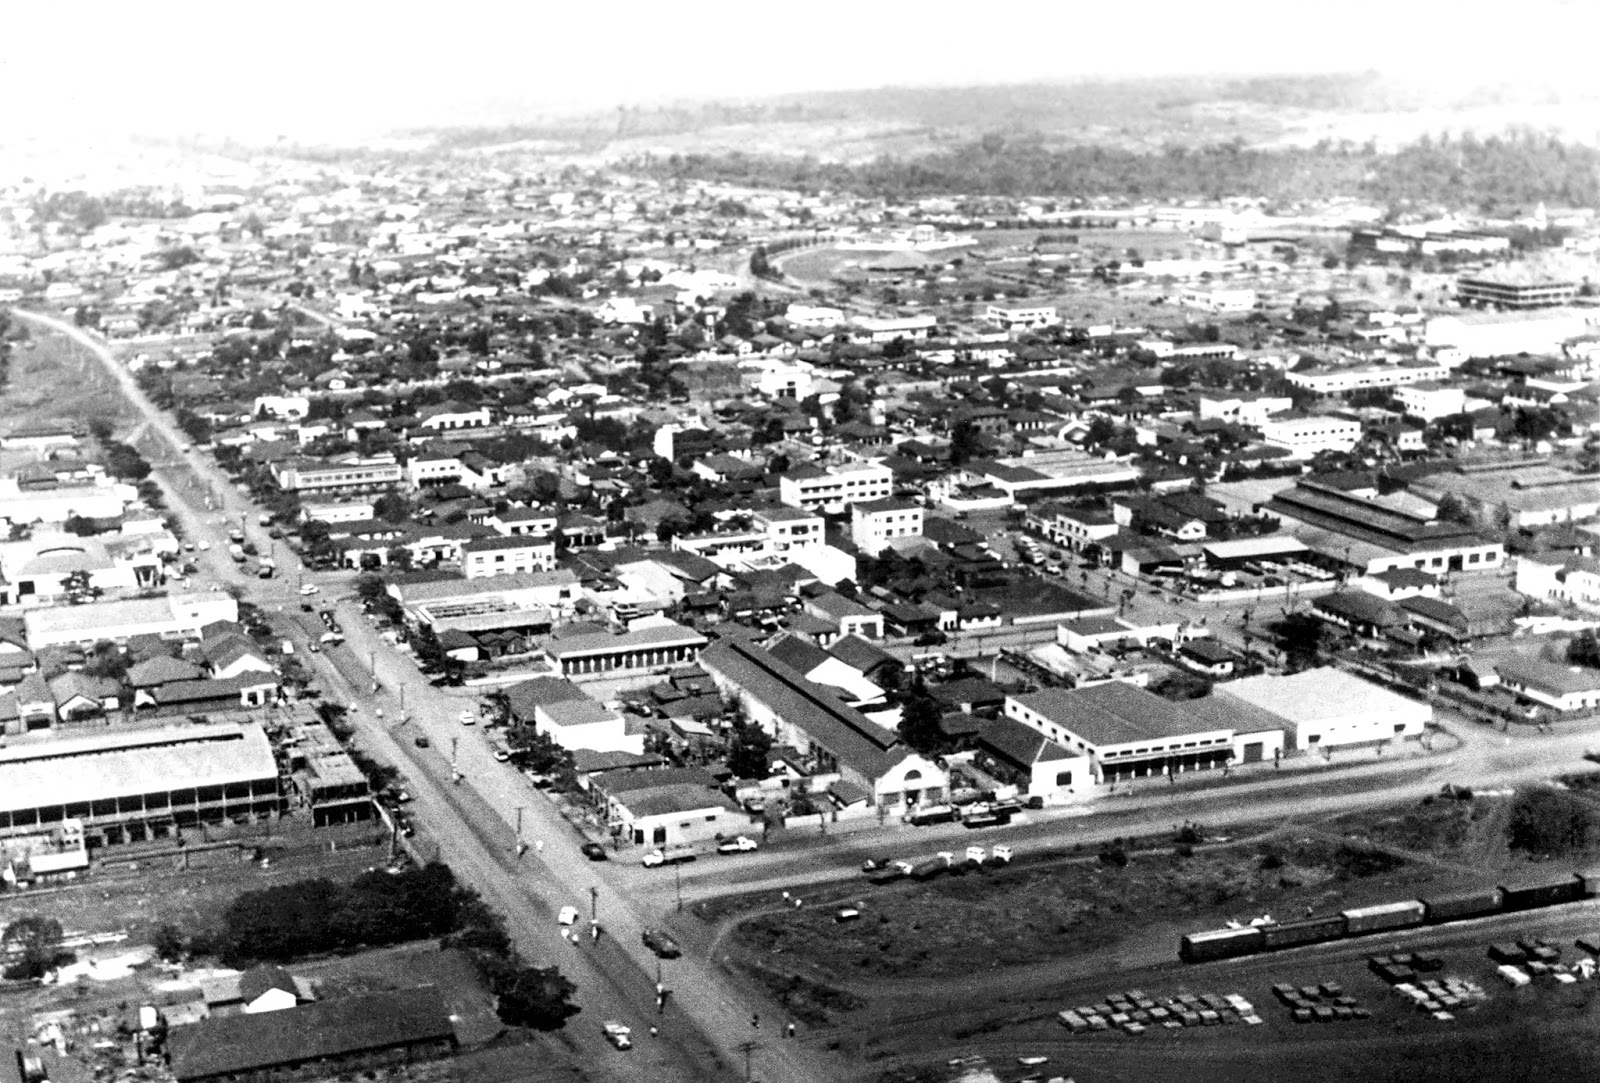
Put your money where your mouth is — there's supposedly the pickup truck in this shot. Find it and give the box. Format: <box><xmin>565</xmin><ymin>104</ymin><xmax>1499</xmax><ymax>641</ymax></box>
<box><xmin>905</xmin><ymin>804</ymin><xmax>959</xmax><ymax>827</ymax></box>
<box><xmin>641</xmin><ymin>845</ymin><xmax>696</xmax><ymax>867</ymax></box>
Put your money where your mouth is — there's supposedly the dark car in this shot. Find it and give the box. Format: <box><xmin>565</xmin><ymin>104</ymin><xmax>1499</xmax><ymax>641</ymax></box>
<box><xmin>642</xmin><ymin>929</ymin><xmax>681</xmax><ymax>958</ymax></box>
<box><xmin>300</xmin><ymin>602</ymin><xmax>314</xmax><ymax>612</ymax></box>
<box><xmin>580</xmin><ymin>842</ymin><xmax>609</xmax><ymax>861</ymax></box>
<box><xmin>413</xmin><ymin>735</ymin><xmax>431</xmax><ymax>748</ymax></box>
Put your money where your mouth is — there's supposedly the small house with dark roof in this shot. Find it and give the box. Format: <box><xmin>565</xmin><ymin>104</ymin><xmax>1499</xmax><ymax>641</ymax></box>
<box><xmin>976</xmin><ymin>714</ymin><xmax>1091</xmax><ymax>805</ymax></box>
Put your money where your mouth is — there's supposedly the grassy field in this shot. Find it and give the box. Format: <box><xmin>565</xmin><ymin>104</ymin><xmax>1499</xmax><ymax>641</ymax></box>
<box><xmin>733</xmin><ymin>833</ymin><xmax>1424</xmax><ymax>984</ymax></box>
<box><xmin>0</xmin><ymin>326</ymin><xmax>130</xmax><ymax>442</ymax></box>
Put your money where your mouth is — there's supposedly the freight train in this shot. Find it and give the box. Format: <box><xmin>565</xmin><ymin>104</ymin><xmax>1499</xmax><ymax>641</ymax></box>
<box><xmin>1180</xmin><ymin>870</ymin><xmax>1600</xmax><ymax>964</ymax></box>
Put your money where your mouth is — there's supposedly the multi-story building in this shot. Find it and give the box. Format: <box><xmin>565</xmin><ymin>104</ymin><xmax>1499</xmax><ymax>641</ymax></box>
<box><xmin>984</xmin><ymin>304</ymin><xmax>1060</xmax><ymax>331</ymax></box>
<box><xmin>1393</xmin><ymin>382</ymin><xmax>1466</xmax><ymax>422</ymax></box>
<box><xmin>1457</xmin><ymin>275</ymin><xmax>1578</xmax><ymax>309</ymax></box>
<box><xmin>850</xmin><ymin>498</ymin><xmax>923</xmax><ymax>556</ymax></box>
<box><xmin>779</xmin><ymin>462</ymin><xmax>894</xmax><ymax>510</ymax></box>
<box><xmin>461</xmin><ymin>534</ymin><xmax>556</xmax><ymax>579</ymax></box>
<box><xmin>1259</xmin><ymin>416</ymin><xmax>1362</xmax><ymax>459</ymax></box>
<box><xmin>271</xmin><ymin>457</ymin><xmax>403</xmax><ymax>494</ymax></box>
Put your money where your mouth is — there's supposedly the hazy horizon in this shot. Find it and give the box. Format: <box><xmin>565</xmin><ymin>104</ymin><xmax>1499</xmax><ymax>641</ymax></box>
<box><xmin>5</xmin><ymin>0</ymin><xmax>1598</xmax><ymax>145</ymax></box>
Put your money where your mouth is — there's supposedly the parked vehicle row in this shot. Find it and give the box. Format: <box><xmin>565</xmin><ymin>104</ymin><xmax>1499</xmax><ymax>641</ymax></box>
<box><xmin>863</xmin><ymin>844</ymin><xmax>1014</xmax><ymax>883</ymax></box>
<box><xmin>1180</xmin><ymin>870</ymin><xmax>1600</xmax><ymax>963</ymax></box>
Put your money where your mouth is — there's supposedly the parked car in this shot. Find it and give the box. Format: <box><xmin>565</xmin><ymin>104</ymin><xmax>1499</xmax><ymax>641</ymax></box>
<box><xmin>835</xmin><ymin>906</ymin><xmax>862</xmax><ymax>923</ymax></box>
<box><xmin>602</xmin><ymin>1021</ymin><xmax>632</xmax><ymax>1050</ymax></box>
<box><xmin>641</xmin><ymin>846</ymin><xmax>696</xmax><ymax>867</ymax></box>
<box><xmin>299</xmin><ymin>584</ymin><xmax>319</xmax><ymax>595</ymax></box>
<box><xmin>413</xmin><ymin>735</ymin><xmax>431</xmax><ymax>748</ymax></box>
<box><xmin>493</xmin><ymin>749</ymin><xmax>510</xmax><ymax>762</ymax></box>
<box><xmin>580</xmin><ymin>842</ymin><xmax>608</xmax><ymax>861</ymax></box>
<box><xmin>557</xmin><ymin>906</ymin><xmax>579</xmax><ymax>927</ymax></box>
<box><xmin>197</xmin><ymin>540</ymin><xmax>210</xmax><ymax>551</ymax></box>
<box><xmin>642</xmin><ymin>928</ymin><xmax>682</xmax><ymax>958</ymax></box>
<box><xmin>460</xmin><ymin>710</ymin><xmax>476</xmax><ymax>726</ymax></box>
<box><xmin>716</xmin><ymin>835</ymin><xmax>758</xmax><ymax>855</ymax></box>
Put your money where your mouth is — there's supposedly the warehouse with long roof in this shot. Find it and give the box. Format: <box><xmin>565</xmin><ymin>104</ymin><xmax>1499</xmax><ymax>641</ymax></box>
<box><xmin>0</xmin><ymin>721</ymin><xmax>282</xmax><ymax>847</ymax></box>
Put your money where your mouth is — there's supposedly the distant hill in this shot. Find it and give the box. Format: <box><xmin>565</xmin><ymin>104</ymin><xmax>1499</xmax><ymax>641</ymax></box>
<box><xmin>401</xmin><ymin>72</ymin><xmax>1600</xmax><ymax>163</ymax></box>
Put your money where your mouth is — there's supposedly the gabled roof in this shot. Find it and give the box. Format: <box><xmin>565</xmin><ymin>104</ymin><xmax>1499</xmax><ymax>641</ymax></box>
<box><xmin>827</xmin><ymin>634</ymin><xmax>899</xmax><ymax>675</ymax></box>
<box><xmin>767</xmin><ymin>633</ymin><xmax>832</xmax><ymax>676</ymax></box>
<box><xmin>127</xmin><ymin>654</ymin><xmax>205</xmax><ymax>688</ymax></box>
<box><xmin>167</xmin><ymin>985</ymin><xmax>455</xmax><ymax>1083</ymax></box>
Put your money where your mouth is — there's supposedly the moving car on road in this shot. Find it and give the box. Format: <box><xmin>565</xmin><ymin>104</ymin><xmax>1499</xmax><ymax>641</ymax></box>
<box><xmin>602</xmin><ymin>1021</ymin><xmax>632</xmax><ymax>1050</ymax></box>
<box><xmin>642</xmin><ymin>929</ymin><xmax>681</xmax><ymax>958</ymax></box>
<box><xmin>716</xmin><ymin>835</ymin><xmax>758</xmax><ymax>855</ymax></box>
<box><xmin>413</xmin><ymin>735</ymin><xmax>430</xmax><ymax>748</ymax></box>
<box><xmin>558</xmin><ymin>906</ymin><xmax>580</xmax><ymax>927</ymax></box>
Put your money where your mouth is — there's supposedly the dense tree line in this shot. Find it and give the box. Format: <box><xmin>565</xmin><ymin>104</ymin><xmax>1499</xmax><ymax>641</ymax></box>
<box><xmin>631</xmin><ymin>130</ymin><xmax>1600</xmax><ymax>210</ymax></box>
<box><xmin>216</xmin><ymin>862</ymin><xmax>462</xmax><ymax>966</ymax></box>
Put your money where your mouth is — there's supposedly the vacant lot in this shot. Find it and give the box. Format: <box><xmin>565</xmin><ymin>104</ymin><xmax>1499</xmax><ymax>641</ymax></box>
<box><xmin>0</xmin><ymin>327</ymin><xmax>129</xmax><ymax>448</ymax></box>
<box><xmin>735</xmin><ymin>834</ymin><xmax>1420</xmax><ymax>983</ymax></box>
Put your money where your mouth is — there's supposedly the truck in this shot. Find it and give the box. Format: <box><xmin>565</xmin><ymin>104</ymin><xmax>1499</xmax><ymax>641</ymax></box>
<box><xmin>640</xmin><ymin>845</ymin><xmax>696</xmax><ymax>868</ymax></box>
<box><xmin>228</xmin><ymin>544</ymin><xmax>246</xmax><ymax>563</ymax></box>
<box><xmin>905</xmin><ymin>804</ymin><xmax>958</xmax><ymax>827</ymax></box>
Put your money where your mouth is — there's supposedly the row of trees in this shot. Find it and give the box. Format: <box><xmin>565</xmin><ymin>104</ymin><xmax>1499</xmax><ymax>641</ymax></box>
<box><xmin>195</xmin><ymin>862</ymin><xmax>578</xmax><ymax>1029</ymax></box>
<box><xmin>635</xmin><ymin>130</ymin><xmax>1600</xmax><ymax>210</ymax></box>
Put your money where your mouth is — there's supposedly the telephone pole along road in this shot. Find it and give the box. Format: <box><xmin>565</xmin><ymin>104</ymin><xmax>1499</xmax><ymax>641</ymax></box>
<box><xmin>14</xmin><ymin>310</ymin><xmax>839</xmax><ymax>1083</ymax></box>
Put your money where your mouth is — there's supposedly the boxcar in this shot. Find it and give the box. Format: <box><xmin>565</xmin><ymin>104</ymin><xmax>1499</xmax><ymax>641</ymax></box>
<box><xmin>1500</xmin><ymin>874</ymin><xmax>1584</xmax><ymax>912</ymax></box>
<box><xmin>1342</xmin><ymin>900</ymin><xmax>1426</xmax><ymax>935</ymax></box>
<box><xmin>1261</xmin><ymin>915</ymin><xmax>1348</xmax><ymax>951</ymax></box>
<box><xmin>1421</xmin><ymin>887</ymin><xmax>1503</xmax><ymax>924</ymax></box>
<box><xmin>1180</xmin><ymin>926</ymin><xmax>1265</xmax><ymax>963</ymax></box>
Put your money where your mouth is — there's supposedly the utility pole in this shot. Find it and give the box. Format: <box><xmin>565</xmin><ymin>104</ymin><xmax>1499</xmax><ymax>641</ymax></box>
<box><xmin>514</xmin><ymin>806</ymin><xmax>525</xmax><ymax>856</ymax></box>
<box><xmin>738</xmin><ymin>1040</ymin><xmax>758</xmax><ymax>1082</ymax></box>
<box><xmin>674</xmin><ymin>862</ymin><xmax>683</xmax><ymax>911</ymax></box>
<box><xmin>589</xmin><ymin>885</ymin><xmax>598</xmax><ymax>922</ymax></box>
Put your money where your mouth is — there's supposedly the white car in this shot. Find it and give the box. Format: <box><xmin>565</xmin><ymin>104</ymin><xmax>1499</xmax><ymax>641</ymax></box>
<box><xmin>716</xmin><ymin>835</ymin><xmax>758</xmax><ymax>855</ymax></box>
<box><xmin>299</xmin><ymin>584</ymin><xmax>320</xmax><ymax>595</ymax></box>
<box><xmin>197</xmin><ymin>540</ymin><xmax>211</xmax><ymax>551</ymax></box>
<box><xmin>459</xmin><ymin>710</ymin><xmax>476</xmax><ymax>726</ymax></box>
<box><xmin>558</xmin><ymin>906</ymin><xmax>579</xmax><ymax>927</ymax></box>
<box><xmin>602</xmin><ymin>1021</ymin><xmax>632</xmax><ymax>1050</ymax></box>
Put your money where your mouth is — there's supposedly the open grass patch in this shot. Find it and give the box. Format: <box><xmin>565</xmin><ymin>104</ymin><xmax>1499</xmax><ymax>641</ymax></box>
<box><xmin>734</xmin><ymin>835</ymin><xmax>1411</xmax><ymax>982</ymax></box>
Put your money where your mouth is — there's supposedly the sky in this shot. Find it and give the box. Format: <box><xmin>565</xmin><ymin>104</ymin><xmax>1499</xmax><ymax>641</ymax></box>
<box><xmin>3</xmin><ymin>0</ymin><xmax>1598</xmax><ymax>143</ymax></box>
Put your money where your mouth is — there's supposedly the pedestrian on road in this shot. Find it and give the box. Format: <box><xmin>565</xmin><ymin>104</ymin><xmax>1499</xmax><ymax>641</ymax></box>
<box><xmin>786</xmin><ymin>1022</ymin><xmax>796</xmax><ymax>1039</ymax></box>
<box><xmin>535</xmin><ymin>839</ymin><xmax>544</xmax><ymax>854</ymax></box>
<box><xmin>751</xmin><ymin>1013</ymin><xmax>759</xmax><ymax>1029</ymax></box>
<box><xmin>649</xmin><ymin>1026</ymin><xmax>658</xmax><ymax>1038</ymax></box>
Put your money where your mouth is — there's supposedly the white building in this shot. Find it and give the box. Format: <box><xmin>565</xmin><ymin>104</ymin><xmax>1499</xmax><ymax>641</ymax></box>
<box><xmin>534</xmin><ymin>698</ymin><xmax>643</xmax><ymax>755</ymax></box>
<box><xmin>985</xmin><ymin>304</ymin><xmax>1060</xmax><ymax>332</ymax></box>
<box><xmin>1198</xmin><ymin>393</ymin><xmax>1293</xmax><ymax>428</ymax></box>
<box><xmin>784</xmin><ymin>303</ymin><xmax>845</xmax><ymax>328</ymax></box>
<box><xmin>300</xmin><ymin>501</ymin><xmax>375</xmax><ymax>525</ymax></box>
<box><xmin>1394</xmin><ymin>382</ymin><xmax>1467</xmax><ymax>422</ymax></box>
<box><xmin>850</xmin><ymin>498</ymin><xmax>924</xmax><ymax>556</ymax></box>
<box><xmin>1424</xmin><ymin>309</ymin><xmax>1599</xmax><ymax>359</ymax></box>
<box><xmin>1214</xmin><ymin>668</ymin><xmax>1429</xmax><ymax>751</ymax></box>
<box><xmin>1285</xmin><ymin>363</ymin><xmax>1451</xmax><ymax>395</ymax></box>
<box><xmin>1179</xmin><ymin>288</ymin><xmax>1257</xmax><ymax>314</ymax></box>
<box><xmin>461</xmin><ymin>535</ymin><xmax>557</xmax><ymax>578</ymax></box>
<box><xmin>24</xmin><ymin>593</ymin><xmax>239</xmax><ymax>650</ymax></box>
<box><xmin>779</xmin><ymin>462</ymin><xmax>894</xmax><ymax>511</ymax></box>
<box><xmin>1514</xmin><ymin>553</ymin><xmax>1600</xmax><ymax>607</ymax></box>
<box><xmin>1260</xmin><ymin>416</ymin><xmax>1362</xmax><ymax>459</ymax></box>
<box><xmin>852</xmin><ymin>315</ymin><xmax>937</xmax><ymax>344</ymax></box>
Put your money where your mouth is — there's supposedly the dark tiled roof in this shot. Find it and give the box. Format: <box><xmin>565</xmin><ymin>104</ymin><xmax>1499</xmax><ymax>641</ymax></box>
<box><xmin>168</xmin><ymin>986</ymin><xmax>455</xmax><ymax>1083</ymax></box>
